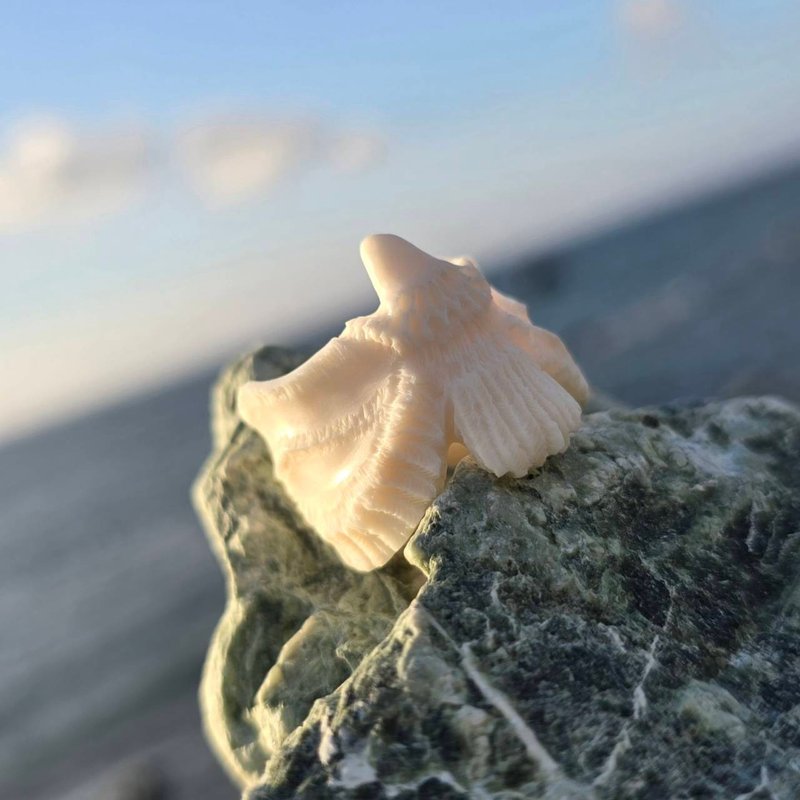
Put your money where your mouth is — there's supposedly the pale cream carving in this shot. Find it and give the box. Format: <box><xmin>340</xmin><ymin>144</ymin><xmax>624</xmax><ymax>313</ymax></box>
<box><xmin>238</xmin><ymin>234</ymin><xmax>588</xmax><ymax>571</ymax></box>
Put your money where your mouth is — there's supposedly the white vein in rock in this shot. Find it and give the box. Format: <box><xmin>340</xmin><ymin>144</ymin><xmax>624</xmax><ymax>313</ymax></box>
<box><xmin>459</xmin><ymin>642</ymin><xmax>561</xmax><ymax>778</ymax></box>
<box><xmin>594</xmin><ymin>595</ymin><xmax>675</xmax><ymax>786</ymax></box>
<box><xmin>733</xmin><ymin>766</ymin><xmax>774</xmax><ymax>800</ymax></box>
<box><xmin>633</xmin><ymin>633</ymin><xmax>660</xmax><ymax>720</ymax></box>
<box><xmin>416</xmin><ymin>602</ymin><xmax>561</xmax><ymax>778</ymax></box>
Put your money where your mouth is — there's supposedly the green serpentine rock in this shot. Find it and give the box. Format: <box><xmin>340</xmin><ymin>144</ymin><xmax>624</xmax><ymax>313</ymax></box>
<box><xmin>194</xmin><ymin>346</ymin><xmax>800</xmax><ymax>799</ymax></box>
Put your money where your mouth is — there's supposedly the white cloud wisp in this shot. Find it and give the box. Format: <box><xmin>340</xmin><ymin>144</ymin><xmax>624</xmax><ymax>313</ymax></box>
<box><xmin>0</xmin><ymin>119</ymin><xmax>157</xmax><ymax>233</ymax></box>
<box><xmin>177</xmin><ymin>115</ymin><xmax>385</xmax><ymax>204</ymax></box>
<box><xmin>0</xmin><ymin>113</ymin><xmax>386</xmax><ymax>231</ymax></box>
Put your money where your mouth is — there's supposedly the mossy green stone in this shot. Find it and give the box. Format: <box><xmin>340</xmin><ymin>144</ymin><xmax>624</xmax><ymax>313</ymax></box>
<box><xmin>195</xmin><ymin>346</ymin><xmax>800</xmax><ymax>799</ymax></box>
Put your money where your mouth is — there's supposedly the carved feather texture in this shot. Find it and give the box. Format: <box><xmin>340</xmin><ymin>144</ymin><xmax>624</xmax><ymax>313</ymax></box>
<box><xmin>238</xmin><ymin>234</ymin><xmax>588</xmax><ymax>571</ymax></box>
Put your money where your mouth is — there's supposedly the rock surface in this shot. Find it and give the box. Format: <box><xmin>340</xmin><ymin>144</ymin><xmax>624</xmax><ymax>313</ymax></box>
<box><xmin>194</xmin><ymin>346</ymin><xmax>800</xmax><ymax>799</ymax></box>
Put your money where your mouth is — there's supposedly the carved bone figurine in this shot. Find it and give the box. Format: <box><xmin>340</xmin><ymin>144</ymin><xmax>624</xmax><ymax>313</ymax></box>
<box><xmin>238</xmin><ymin>234</ymin><xmax>589</xmax><ymax>571</ymax></box>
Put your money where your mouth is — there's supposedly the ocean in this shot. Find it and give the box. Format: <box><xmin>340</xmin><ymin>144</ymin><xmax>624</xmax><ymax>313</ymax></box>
<box><xmin>2</xmin><ymin>162</ymin><xmax>799</xmax><ymax>799</ymax></box>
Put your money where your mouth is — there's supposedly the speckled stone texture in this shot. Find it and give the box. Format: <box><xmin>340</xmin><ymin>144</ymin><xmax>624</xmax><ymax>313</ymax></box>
<box><xmin>194</xmin><ymin>346</ymin><xmax>800</xmax><ymax>800</ymax></box>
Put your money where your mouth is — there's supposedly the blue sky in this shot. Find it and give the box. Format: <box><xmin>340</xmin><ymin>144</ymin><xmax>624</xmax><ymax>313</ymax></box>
<box><xmin>1</xmin><ymin>1</ymin><xmax>799</xmax><ymax>440</ymax></box>
<box><xmin>3</xmin><ymin>4</ymin><xmax>602</xmax><ymax>117</ymax></box>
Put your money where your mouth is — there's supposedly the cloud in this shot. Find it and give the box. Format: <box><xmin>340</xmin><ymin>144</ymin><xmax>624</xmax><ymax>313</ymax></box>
<box><xmin>176</xmin><ymin>115</ymin><xmax>385</xmax><ymax>204</ymax></box>
<box><xmin>0</xmin><ymin>112</ymin><xmax>385</xmax><ymax>230</ymax></box>
<box><xmin>0</xmin><ymin>119</ymin><xmax>157</xmax><ymax>233</ymax></box>
<box><xmin>176</xmin><ymin>116</ymin><xmax>321</xmax><ymax>203</ymax></box>
<box><xmin>618</xmin><ymin>0</ymin><xmax>683</xmax><ymax>41</ymax></box>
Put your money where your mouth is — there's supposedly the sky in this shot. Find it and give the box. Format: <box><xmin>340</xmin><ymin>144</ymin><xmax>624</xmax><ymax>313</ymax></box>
<box><xmin>1</xmin><ymin>0</ymin><xmax>800</xmax><ymax>442</ymax></box>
